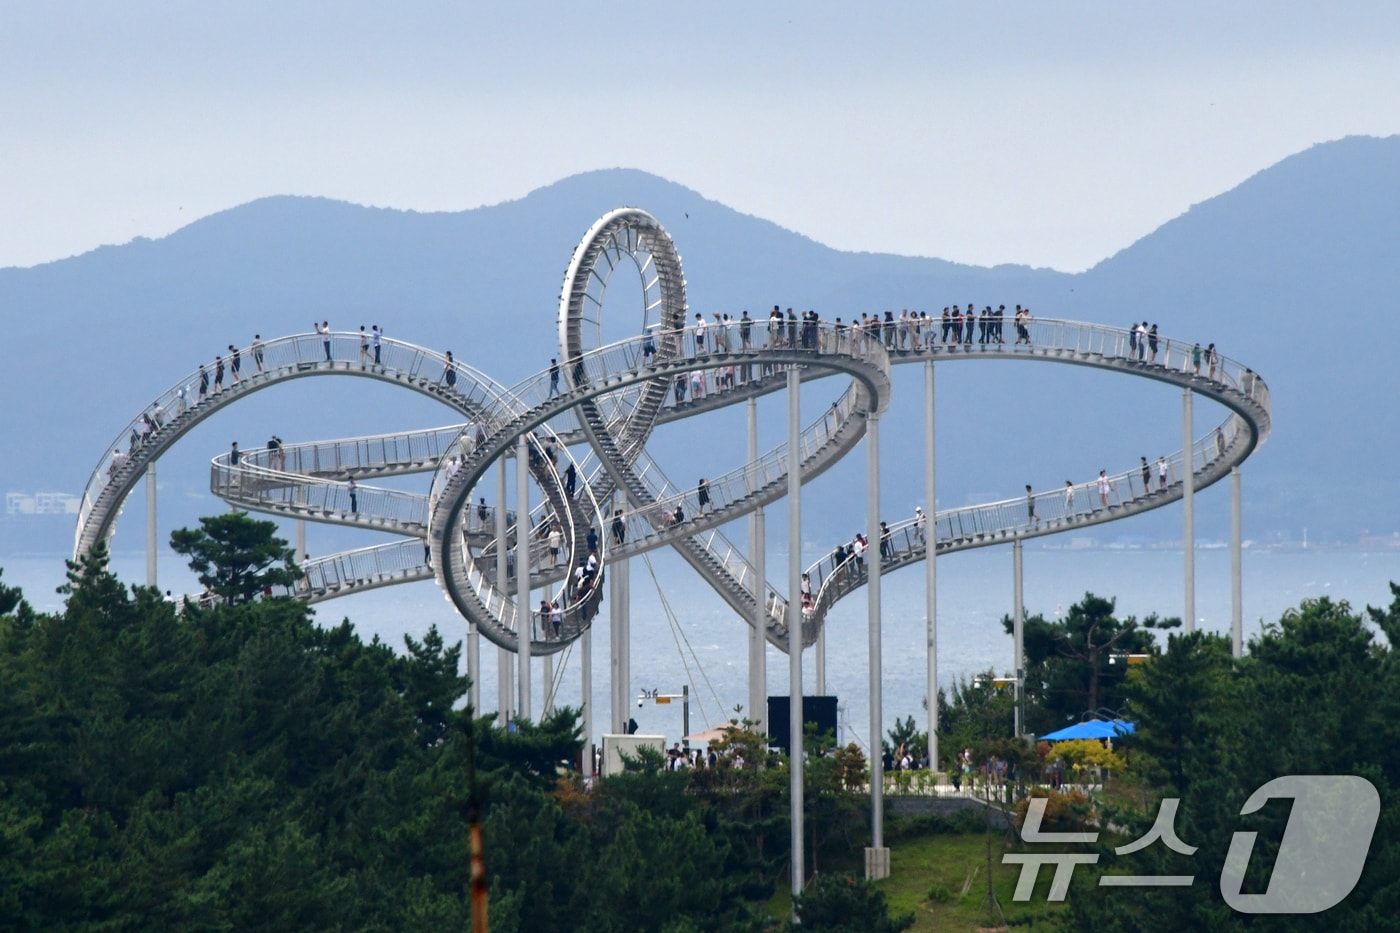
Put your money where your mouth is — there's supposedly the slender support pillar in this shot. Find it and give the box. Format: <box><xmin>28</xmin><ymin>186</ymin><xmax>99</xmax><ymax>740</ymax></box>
<box><xmin>682</xmin><ymin>684</ymin><xmax>691</xmax><ymax>752</ymax></box>
<box><xmin>496</xmin><ymin>461</ymin><xmax>512</xmax><ymax>720</ymax></box>
<box><xmin>1013</xmin><ymin>539</ymin><xmax>1024</xmax><ymax>739</ymax></box>
<box><xmin>467</xmin><ymin>622</ymin><xmax>480</xmax><ymax>713</ymax></box>
<box><xmin>787</xmin><ymin>368</ymin><xmax>805</xmax><ymax>900</ymax></box>
<box><xmin>815</xmin><ymin>627</ymin><xmax>826</xmax><ymax>696</ymax></box>
<box><xmin>1183</xmin><ymin>389</ymin><xmax>1196</xmax><ymax>633</ymax></box>
<box><xmin>296</xmin><ymin>518</ymin><xmax>306</xmax><ymax>565</ymax></box>
<box><xmin>582</xmin><ymin>625</ymin><xmax>594</xmax><ymax>777</ymax></box>
<box><xmin>542</xmin><ymin>654</ymin><xmax>554</xmax><ymax>714</ymax></box>
<box><xmin>516</xmin><ymin>435</ymin><xmax>532</xmax><ymax>721</ymax></box>
<box><xmin>146</xmin><ymin>462</ymin><xmax>158</xmax><ymax>587</ymax></box>
<box><xmin>748</xmin><ymin>398</ymin><xmax>767</xmax><ymax>731</ymax></box>
<box><xmin>1231</xmin><ymin>466</ymin><xmax>1243</xmax><ymax>657</ymax></box>
<box><xmin>924</xmin><ymin>360</ymin><xmax>938</xmax><ymax>772</ymax></box>
<box><xmin>866</xmin><ymin>411</ymin><xmax>889</xmax><ymax>880</ymax></box>
<box><xmin>610</xmin><ymin>555</ymin><xmax>630</xmax><ymax>735</ymax></box>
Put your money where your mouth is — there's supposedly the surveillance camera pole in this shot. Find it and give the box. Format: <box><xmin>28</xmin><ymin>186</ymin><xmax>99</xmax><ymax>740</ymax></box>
<box><xmin>637</xmin><ymin>686</ymin><xmax>690</xmax><ymax>752</ymax></box>
<box><xmin>1013</xmin><ymin>538</ymin><xmax>1024</xmax><ymax>740</ymax></box>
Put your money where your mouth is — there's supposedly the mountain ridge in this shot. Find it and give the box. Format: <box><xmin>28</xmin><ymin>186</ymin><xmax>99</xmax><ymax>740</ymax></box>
<box><xmin>4</xmin><ymin>135</ymin><xmax>1397</xmax><ymax>555</ymax></box>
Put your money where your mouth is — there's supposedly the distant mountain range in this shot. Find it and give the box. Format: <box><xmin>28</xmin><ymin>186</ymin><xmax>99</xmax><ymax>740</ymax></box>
<box><xmin>4</xmin><ymin>135</ymin><xmax>1398</xmax><ymax>557</ymax></box>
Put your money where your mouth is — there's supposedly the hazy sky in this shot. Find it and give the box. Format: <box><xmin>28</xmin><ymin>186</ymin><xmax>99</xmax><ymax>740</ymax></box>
<box><xmin>4</xmin><ymin>3</ymin><xmax>1398</xmax><ymax>272</ymax></box>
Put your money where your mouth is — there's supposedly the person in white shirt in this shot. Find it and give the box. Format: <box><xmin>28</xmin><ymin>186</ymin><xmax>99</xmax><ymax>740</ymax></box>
<box><xmin>548</xmin><ymin>524</ymin><xmax>563</xmax><ymax>567</ymax></box>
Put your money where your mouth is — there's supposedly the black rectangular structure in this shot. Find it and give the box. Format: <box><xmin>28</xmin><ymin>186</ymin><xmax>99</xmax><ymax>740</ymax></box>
<box><xmin>766</xmin><ymin>695</ymin><xmax>838</xmax><ymax>752</ymax></box>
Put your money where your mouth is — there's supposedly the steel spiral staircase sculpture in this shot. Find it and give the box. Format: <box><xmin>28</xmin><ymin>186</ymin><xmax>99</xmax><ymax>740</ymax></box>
<box><xmin>75</xmin><ymin>208</ymin><xmax>1272</xmax><ymax>662</ymax></box>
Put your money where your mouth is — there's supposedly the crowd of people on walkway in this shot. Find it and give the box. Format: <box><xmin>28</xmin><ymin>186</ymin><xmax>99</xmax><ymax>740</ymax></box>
<box><xmin>98</xmin><ymin>316</ymin><xmax>1234</xmax><ymax>649</ymax></box>
<box><xmin>666</xmin><ymin>304</ymin><xmax>1044</xmax><ymax>358</ymax></box>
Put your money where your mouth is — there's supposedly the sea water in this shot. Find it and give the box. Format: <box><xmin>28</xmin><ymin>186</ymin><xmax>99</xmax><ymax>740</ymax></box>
<box><xmin>4</xmin><ymin>546</ymin><xmax>1397</xmax><ymax>754</ymax></box>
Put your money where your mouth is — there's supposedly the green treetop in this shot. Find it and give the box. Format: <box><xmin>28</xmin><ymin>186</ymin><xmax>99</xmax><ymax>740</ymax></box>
<box><xmin>169</xmin><ymin>511</ymin><xmax>301</xmax><ymax>604</ymax></box>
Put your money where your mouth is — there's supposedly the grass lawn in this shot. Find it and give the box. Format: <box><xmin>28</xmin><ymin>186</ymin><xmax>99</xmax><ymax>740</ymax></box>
<box><xmin>874</xmin><ymin>827</ymin><xmax>1067</xmax><ymax>931</ymax></box>
<box><xmin>764</xmin><ymin>813</ymin><xmax>1069</xmax><ymax>931</ymax></box>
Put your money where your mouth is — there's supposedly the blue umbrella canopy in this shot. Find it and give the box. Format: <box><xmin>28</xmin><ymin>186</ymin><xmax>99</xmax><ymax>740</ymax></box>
<box><xmin>1042</xmin><ymin>719</ymin><xmax>1135</xmax><ymax>741</ymax></box>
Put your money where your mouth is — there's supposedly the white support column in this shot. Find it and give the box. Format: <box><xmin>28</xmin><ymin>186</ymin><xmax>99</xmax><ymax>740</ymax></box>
<box><xmin>815</xmin><ymin>627</ymin><xmax>826</xmax><ymax>696</ymax></box>
<box><xmin>467</xmin><ymin>621</ymin><xmax>480</xmax><ymax>713</ymax></box>
<box><xmin>1183</xmin><ymin>389</ymin><xmax>1196</xmax><ymax>633</ymax></box>
<box><xmin>458</xmin><ymin>478</ymin><xmax>478</xmax><ymax>715</ymax></box>
<box><xmin>516</xmin><ymin>434</ymin><xmax>532</xmax><ymax>721</ymax></box>
<box><xmin>542</xmin><ymin>653</ymin><xmax>554</xmax><ymax>714</ymax></box>
<box><xmin>296</xmin><ymin>518</ymin><xmax>306</xmax><ymax>566</ymax></box>
<box><xmin>748</xmin><ymin>397</ymin><xmax>767</xmax><ymax>732</ymax></box>
<box><xmin>1231</xmin><ymin>465</ymin><xmax>1243</xmax><ymax>658</ymax></box>
<box><xmin>865</xmin><ymin>411</ymin><xmax>889</xmax><ymax>881</ymax></box>
<box><xmin>582</xmin><ymin>624</ymin><xmax>594</xmax><ymax>778</ymax></box>
<box><xmin>146</xmin><ymin>462</ymin><xmax>158</xmax><ymax>587</ymax></box>
<box><xmin>496</xmin><ymin>460</ymin><xmax>512</xmax><ymax>721</ymax></box>
<box><xmin>1013</xmin><ymin>538</ymin><xmax>1024</xmax><ymax>740</ymax></box>
<box><xmin>787</xmin><ymin>367</ymin><xmax>805</xmax><ymax>900</ymax></box>
<box><xmin>924</xmin><ymin>360</ymin><xmax>938</xmax><ymax>772</ymax></box>
<box><xmin>610</xmin><ymin>552</ymin><xmax>630</xmax><ymax>735</ymax></box>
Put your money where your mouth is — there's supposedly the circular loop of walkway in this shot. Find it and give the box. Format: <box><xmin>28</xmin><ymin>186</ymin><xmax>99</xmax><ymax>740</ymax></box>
<box><xmin>802</xmin><ymin>321</ymin><xmax>1271</xmax><ymax>629</ymax></box>
<box><xmin>429</xmin><ymin>330</ymin><xmax>893</xmax><ymax>655</ymax></box>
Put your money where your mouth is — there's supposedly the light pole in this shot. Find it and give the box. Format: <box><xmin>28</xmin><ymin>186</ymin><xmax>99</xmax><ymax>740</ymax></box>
<box><xmin>637</xmin><ymin>686</ymin><xmax>690</xmax><ymax>752</ymax></box>
<box><xmin>974</xmin><ymin>675</ymin><xmax>1020</xmax><ymax>739</ymax></box>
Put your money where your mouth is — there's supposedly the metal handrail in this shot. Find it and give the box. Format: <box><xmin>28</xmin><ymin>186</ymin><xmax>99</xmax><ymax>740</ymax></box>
<box><xmin>81</xmin><ymin>317</ymin><xmax>1269</xmax><ymax>658</ymax></box>
<box><xmin>298</xmin><ymin>538</ymin><xmax>430</xmax><ymax>597</ymax></box>
<box><xmin>805</xmin><ymin>409</ymin><xmax>1252</xmax><ymax>619</ymax></box>
<box><xmin>76</xmin><ymin>332</ymin><xmax>505</xmax><ymax>554</ymax></box>
<box><xmin>211</xmin><ymin>459</ymin><xmax>430</xmax><ymax>531</ymax></box>
<box><xmin>249</xmin><ymin>424</ymin><xmax>471</xmax><ymax>477</ymax></box>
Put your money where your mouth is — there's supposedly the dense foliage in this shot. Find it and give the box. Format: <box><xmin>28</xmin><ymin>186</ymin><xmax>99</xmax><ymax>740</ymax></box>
<box><xmin>9</xmin><ymin>524</ymin><xmax>1398</xmax><ymax>928</ymax></box>
<box><xmin>1004</xmin><ymin>592</ymin><xmax>1177</xmax><ymax>737</ymax></box>
<box><xmin>0</xmin><ymin>528</ymin><xmax>905</xmax><ymax>930</ymax></box>
<box><xmin>169</xmin><ymin>512</ymin><xmax>301</xmax><ymax>603</ymax></box>
<box><xmin>1058</xmin><ymin>591</ymin><xmax>1400</xmax><ymax>930</ymax></box>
